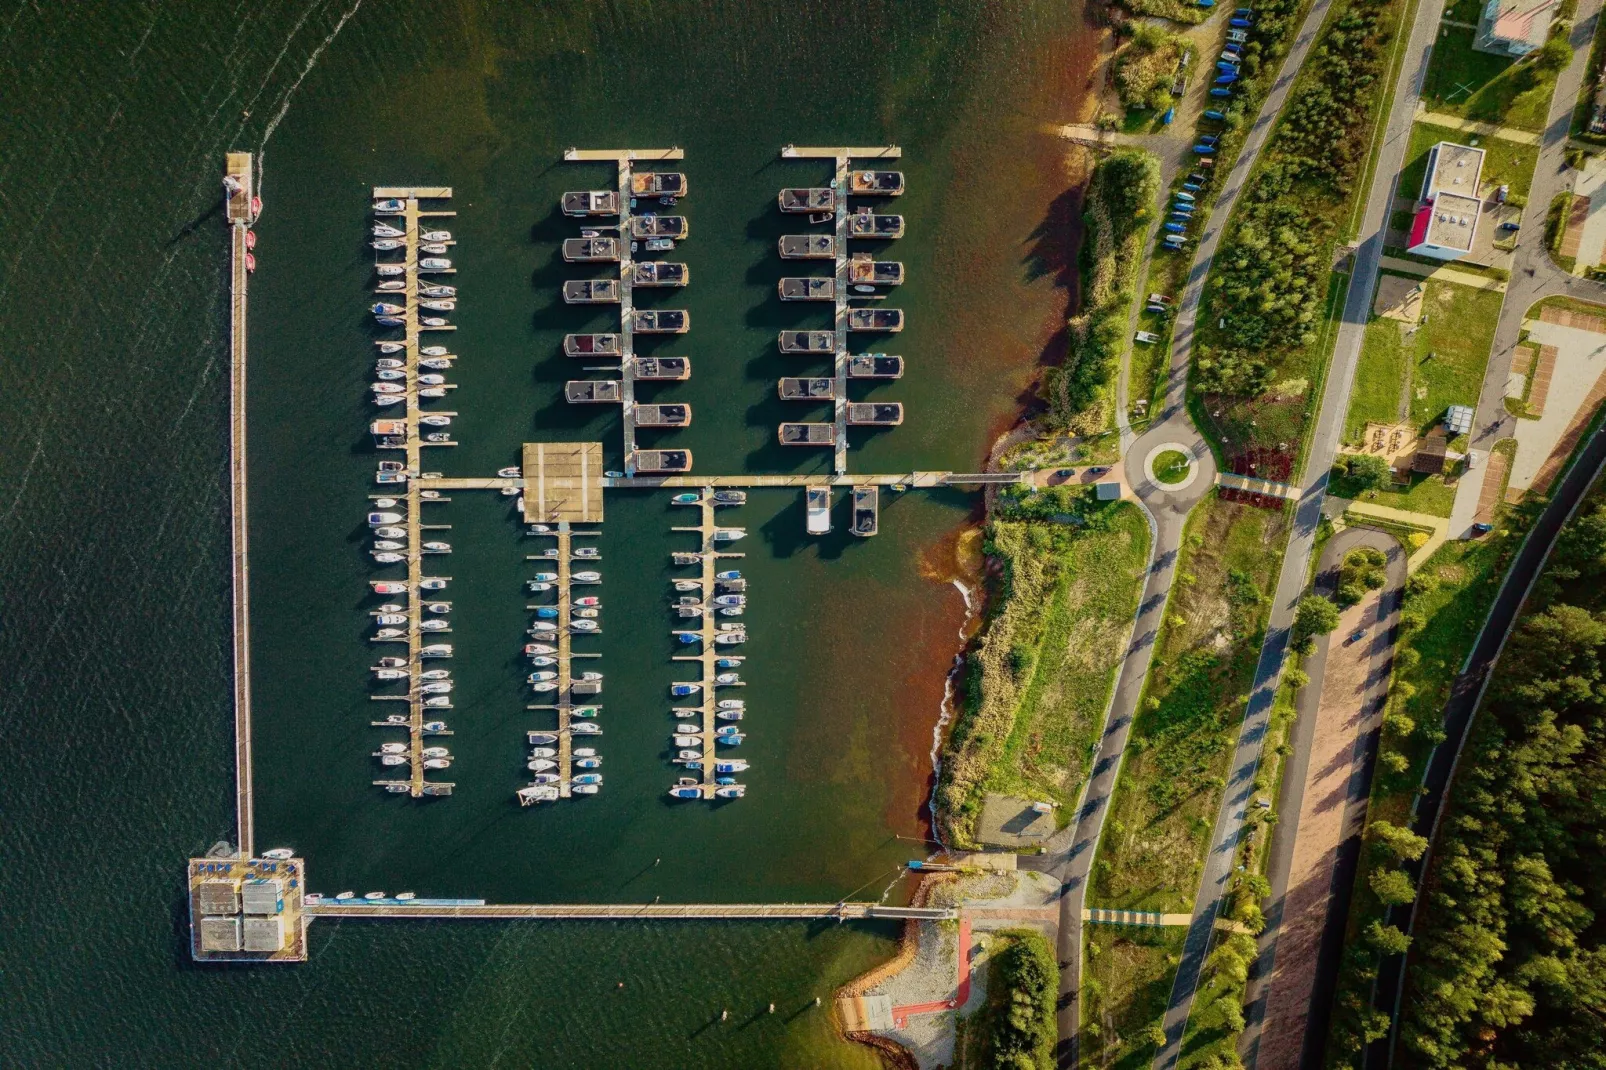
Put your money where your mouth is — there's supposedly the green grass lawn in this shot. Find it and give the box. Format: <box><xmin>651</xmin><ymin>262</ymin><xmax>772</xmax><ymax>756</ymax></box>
<box><xmin>1412</xmin><ymin>279</ymin><xmax>1503</xmax><ymax>428</ymax></box>
<box><xmin>1419</xmin><ymin>27</ymin><xmax>1557</xmax><ymax>132</ymax></box>
<box><xmin>1080</xmin><ymin>926</ymin><xmax>1187</xmax><ymax>1070</ymax></box>
<box><xmin>1332</xmin><ymin>469</ymin><xmax>1461</xmax><ymax>517</ymax></box>
<box><xmin>1345</xmin><ymin>309</ymin><xmax>1412</xmax><ymax>439</ymax></box>
<box><xmin>1445</xmin><ymin>0</ymin><xmax>1484</xmax><ymax>21</ymax></box>
<box><xmin>1397</xmin><ymin>121</ymin><xmax>1540</xmax><ymax>203</ymax></box>
<box><xmin>1089</xmin><ymin>493</ymin><xmax>1287</xmax><ymax>913</ymax></box>
<box><xmin>1154</xmin><ymin>450</ymin><xmax>1191</xmax><ymax>484</ymax></box>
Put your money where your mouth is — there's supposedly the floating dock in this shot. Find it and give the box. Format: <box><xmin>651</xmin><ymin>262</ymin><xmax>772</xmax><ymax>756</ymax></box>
<box><xmin>774</xmin><ymin>145</ymin><xmax>902</xmax><ymax>475</ymax></box>
<box><xmin>525</xmin><ymin>525</ymin><xmax>602</xmax><ymax>799</ymax></box>
<box><xmin>561</xmin><ymin>149</ymin><xmax>689</xmax><ymax>475</ymax></box>
<box><xmin>188</xmin><ymin>854</ymin><xmax>308</xmax><ymax>962</ymax></box>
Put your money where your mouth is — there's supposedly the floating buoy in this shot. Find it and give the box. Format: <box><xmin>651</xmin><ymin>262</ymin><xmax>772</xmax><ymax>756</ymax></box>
<box><xmin>250</xmin><ymin>195</ymin><xmax>263</xmax><ymax>217</ymax></box>
<box><xmin>245</xmin><ymin>230</ymin><xmax>256</xmax><ymax>250</ymax></box>
<box><xmin>245</xmin><ymin>252</ymin><xmax>256</xmax><ymax>273</ymax></box>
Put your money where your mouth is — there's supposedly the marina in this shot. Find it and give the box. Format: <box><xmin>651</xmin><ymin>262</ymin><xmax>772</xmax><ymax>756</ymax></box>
<box><xmin>199</xmin><ymin>148</ymin><xmax>1010</xmax><ymax>959</ymax></box>
<box><xmin>559</xmin><ymin>148</ymin><xmax>690</xmax><ymax>476</ymax></box>
<box><xmin>775</xmin><ymin>145</ymin><xmax>904</xmax><ymax>475</ymax></box>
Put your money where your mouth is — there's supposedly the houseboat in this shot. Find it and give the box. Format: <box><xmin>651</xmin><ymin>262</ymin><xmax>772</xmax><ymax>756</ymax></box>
<box><xmin>631</xmin><ymin>309</ymin><xmax>689</xmax><ymax>333</ymax></box>
<box><xmin>628</xmin><ymin>261</ymin><xmax>689</xmax><ymax>286</ymax></box>
<box><xmin>563</xmin><ymin>279</ymin><xmax>621</xmax><ymax>304</ymax></box>
<box><xmin>633</xmin><ymin>449</ymin><xmax>693</xmax><ymax>473</ymax></box>
<box><xmin>566</xmin><ymin>380</ymin><xmax>622</xmax><ymax>403</ymax></box>
<box><xmin>846</xmin><ymin>402</ymin><xmax>903</xmax><ymax>426</ymax></box>
<box><xmin>778</xmin><ymin>422</ymin><xmax>836</xmax><ymax>446</ymax></box>
<box><xmin>564</xmin><ymin>333</ymin><xmax>621</xmax><ymax>357</ymax></box>
<box><xmin>847</xmin><ymin>353</ymin><xmax>904</xmax><ymax>378</ymax></box>
<box><xmin>629</xmin><ymin>172</ymin><xmax>687</xmax><ymax>197</ymax></box>
<box><xmin>848</xmin><ymin>170</ymin><xmax>905</xmax><ymax>195</ymax></box>
<box><xmin>847</xmin><ymin>254</ymin><xmax>904</xmax><ymax>286</ymax></box>
<box><xmin>848</xmin><ymin>210</ymin><xmax>904</xmax><ymax>239</ymax></box>
<box><xmin>778</xmin><ymin>377</ymin><xmax>835</xmax><ymax>400</ymax></box>
<box><xmin>847</xmin><ymin>308</ymin><xmax>904</xmax><ymax>332</ymax></box>
<box><xmin>634</xmin><ymin>356</ymin><xmax>691</xmax><ymax>380</ymax></box>
<box><xmin>629</xmin><ymin>215</ymin><xmax>689</xmax><ymax>240</ymax></box>
<box><xmin>852</xmin><ymin>486</ymin><xmax>879</xmax><ymax>536</ymax></box>
<box><xmin>778</xmin><ymin>330</ymin><xmax>834</xmax><ymax>353</ymax></box>
<box><xmin>635</xmin><ymin>403</ymin><xmax>692</xmax><ymax>427</ymax></box>
<box><xmin>562</xmin><ymin>190</ymin><xmax>621</xmax><ymax>216</ymax></box>
<box><xmin>562</xmin><ymin>237</ymin><xmax>620</xmax><ymax>262</ymax></box>
<box><xmin>778</xmin><ymin>277</ymin><xmax>835</xmax><ymax>301</ymax></box>
<box><xmin>779</xmin><ymin>187</ymin><xmax>835</xmax><ymax>213</ymax></box>
<box><xmin>779</xmin><ymin>234</ymin><xmax>835</xmax><ymax>259</ymax></box>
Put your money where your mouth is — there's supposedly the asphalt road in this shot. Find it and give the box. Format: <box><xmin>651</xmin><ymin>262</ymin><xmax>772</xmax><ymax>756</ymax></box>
<box><xmin>1366</xmin><ymin>420</ymin><xmax>1606</xmax><ymax>1067</ymax></box>
<box><xmin>1147</xmin><ymin>0</ymin><xmax>1450</xmax><ymax>1057</ymax></box>
<box><xmin>1447</xmin><ymin>0</ymin><xmax>1606</xmax><ymax>538</ymax></box>
<box><xmin>1242</xmin><ymin>527</ymin><xmax>1405</xmax><ymax>1070</ymax></box>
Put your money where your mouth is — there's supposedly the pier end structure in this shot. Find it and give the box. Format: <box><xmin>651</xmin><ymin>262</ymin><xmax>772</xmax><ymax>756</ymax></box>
<box><xmin>188</xmin><ymin>854</ymin><xmax>308</xmax><ymax>962</ymax></box>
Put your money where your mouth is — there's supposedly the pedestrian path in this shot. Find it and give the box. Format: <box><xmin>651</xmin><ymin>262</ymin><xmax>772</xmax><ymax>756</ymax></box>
<box><xmin>1379</xmin><ymin>256</ymin><xmax>1507</xmax><ymax>292</ymax></box>
<box><xmin>1217</xmin><ymin>471</ymin><xmax>1300</xmax><ymax>500</ymax></box>
<box><xmin>1343</xmin><ymin>500</ymin><xmax>1449</xmax><ymax>569</ymax></box>
<box><xmin>1415</xmin><ymin>109</ymin><xmax>1542</xmax><ymax>146</ymax></box>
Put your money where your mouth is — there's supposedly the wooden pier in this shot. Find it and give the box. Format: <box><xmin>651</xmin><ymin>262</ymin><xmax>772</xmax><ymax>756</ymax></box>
<box><xmin>225</xmin><ymin>152</ymin><xmax>258</xmax><ymax>856</ymax></box>
<box><xmin>371</xmin><ymin>185</ymin><xmax>458</xmax><ymax>800</ymax></box>
<box><xmin>562</xmin><ymin>149</ymin><xmax>688</xmax><ymax>475</ymax></box>
<box><xmin>776</xmin><ymin>146</ymin><xmax>901</xmax><ymax>475</ymax></box>
<box><xmin>609</xmin><ymin>471</ymin><xmax>1019</xmax><ymax>489</ymax></box>
<box><xmin>669</xmin><ymin>494</ymin><xmax>747</xmax><ymax>799</ymax></box>
<box><xmin>306</xmin><ymin>900</ymin><xmax>955</xmax><ymax>921</ymax></box>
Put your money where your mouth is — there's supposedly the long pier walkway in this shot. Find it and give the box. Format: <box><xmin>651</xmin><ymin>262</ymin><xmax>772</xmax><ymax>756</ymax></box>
<box><xmin>781</xmin><ymin>145</ymin><xmax>900</xmax><ymax>474</ymax></box>
<box><xmin>307</xmin><ymin>900</ymin><xmax>955</xmax><ymax>920</ymax></box>
<box><xmin>370</xmin><ymin>185</ymin><xmax>457</xmax><ymax>799</ymax></box>
<box><xmin>562</xmin><ymin>148</ymin><xmax>685</xmax><ymax>475</ymax></box>
<box><xmin>225</xmin><ymin>152</ymin><xmax>257</xmax><ymax>858</ymax></box>
<box><xmin>670</xmin><ymin>493</ymin><xmax>746</xmax><ymax>798</ymax></box>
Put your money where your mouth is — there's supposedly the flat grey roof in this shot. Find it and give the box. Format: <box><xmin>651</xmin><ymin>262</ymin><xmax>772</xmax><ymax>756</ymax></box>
<box><xmin>1425</xmin><ymin>192</ymin><xmax>1481</xmax><ymax>252</ymax></box>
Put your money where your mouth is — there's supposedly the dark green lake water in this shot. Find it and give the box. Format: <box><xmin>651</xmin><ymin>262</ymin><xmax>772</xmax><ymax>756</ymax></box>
<box><xmin>0</xmin><ymin>2</ymin><xmax>1091</xmax><ymax>1065</ymax></box>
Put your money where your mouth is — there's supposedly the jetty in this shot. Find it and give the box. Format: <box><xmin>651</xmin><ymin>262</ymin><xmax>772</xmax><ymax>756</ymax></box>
<box><xmin>561</xmin><ymin>148</ymin><xmax>689</xmax><ymax>474</ymax></box>
<box><xmin>225</xmin><ymin>152</ymin><xmax>258</xmax><ymax>858</ymax></box>
<box><xmin>777</xmin><ymin>145</ymin><xmax>902</xmax><ymax>475</ymax></box>
<box><xmin>370</xmin><ymin>184</ymin><xmax>458</xmax><ymax>800</ymax></box>
<box><xmin>524</xmin><ymin>524</ymin><xmax>602</xmax><ymax>799</ymax></box>
<box><xmin>670</xmin><ymin>493</ymin><xmax>747</xmax><ymax>799</ymax></box>
<box><xmin>305</xmin><ymin>900</ymin><xmax>954</xmax><ymax>920</ymax></box>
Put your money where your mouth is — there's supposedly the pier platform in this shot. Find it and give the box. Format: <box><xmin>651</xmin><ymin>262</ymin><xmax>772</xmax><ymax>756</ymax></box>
<box><xmin>305</xmin><ymin>900</ymin><xmax>953</xmax><ymax>920</ymax></box>
<box><xmin>521</xmin><ymin>441</ymin><xmax>604</xmax><ymax>524</ymax></box>
<box><xmin>188</xmin><ymin>854</ymin><xmax>307</xmax><ymax>961</ymax></box>
<box><xmin>226</xmin><ymin>153</ymin><xmax>256</xmax><ymax>856</ymax></box>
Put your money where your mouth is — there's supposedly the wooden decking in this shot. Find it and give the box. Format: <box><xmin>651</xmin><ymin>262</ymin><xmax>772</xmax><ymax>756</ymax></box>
<box><xmin>306</xmin><ymin>900</ymin><xmax>953</xmax><ymax>920</ymax></box>
<box><xmin>226</xmin><ymin>153</ymin><xmax>256</xmax><ymax>856</ymax></box>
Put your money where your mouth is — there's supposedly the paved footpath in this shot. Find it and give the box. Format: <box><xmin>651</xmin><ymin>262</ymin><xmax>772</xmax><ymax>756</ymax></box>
<box><xmin>1447</xmin><ymin>0</ymin><xmax>1606</xmax><ymax>539</ymax></box>
<box><xmin>1248</xmin><ymin>529</ymin><xmax>1404</xmax><ymax>1070</ymax></box>
<box><xmin>1151</xmin><ymin>0</ymin><xmax>1451</xmax><ymax>1063</ymax></box>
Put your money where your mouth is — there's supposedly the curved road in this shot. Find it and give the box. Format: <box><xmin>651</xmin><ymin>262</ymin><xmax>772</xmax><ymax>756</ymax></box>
<box><xmin>1037</xmin><ymin>0</ymin><xmax>1347</xmax><ymax>1061</ymax></box>
<box><xmin>1448</xmin><ymin>0</ymin><xmax>1606</xmax><ymax>539</ymax></box>
<box><xmin>1150</xmin><ymin>0</ymin><xmax>1455</xmax><ymax>1060</ymax></box>
<box><xmin>1242</xmin><ymin>526</ymin><xmax>1405</xmax><ymax>1069</ymax></box>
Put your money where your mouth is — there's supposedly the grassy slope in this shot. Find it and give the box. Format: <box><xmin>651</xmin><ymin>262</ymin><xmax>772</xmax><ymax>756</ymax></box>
<box><xmin>1090</xmin><ymin>493</ymin><xmax>1287</xmax><ymax>913</ymax></box>
<box><xmin>937</xmin><ymin>502</ymin><xmax>1152</xmax><ymax>846</ymax></box>
<box><xmin>983</xmin><ymin>506</ymin><xmax>1153</xmax><ymax>807</ymax></box>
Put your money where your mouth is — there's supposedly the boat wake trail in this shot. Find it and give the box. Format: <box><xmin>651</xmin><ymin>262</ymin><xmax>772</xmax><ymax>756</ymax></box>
<box><xmin>924</xmin><ymin>578</ymin><xmax>978</xmax><ymax>850</ymax></box>
<box><xmin>260</xmin><ymin>0</ymin><xmax>363</xmax><ymax>161</ymax></box>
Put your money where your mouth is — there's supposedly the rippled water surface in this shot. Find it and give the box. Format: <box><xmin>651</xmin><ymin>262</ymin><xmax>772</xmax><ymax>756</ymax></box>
<box><xmin>0</xmin><ymin>1</ymin><xmax>1093</xmax><ymax>1064</ymax></box>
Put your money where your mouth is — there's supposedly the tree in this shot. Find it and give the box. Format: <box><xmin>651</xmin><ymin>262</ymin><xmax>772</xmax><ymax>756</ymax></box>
<box><xmin>1367</xmin><ymin>920</ymin><xmax>1413</xmax><ymax>955</ymax></box>
<box><xmin>1369</xmin><ymin>820</ymin><xmax>1429</xmax><ymax>863</ymax></box>
<box><xmin>1342</xmin><ymin>453</ymin><xmax>1391</xmax><ymax>492</ymax></box>
<box><xmin>1534</xmin><ymin>36</ymin><xmax>1573</xmax><ymax>75</ymax></box>
<box><xmin>1292</xmin><ymin>594</ymin><xmax>1341</xmax><ymax>651</ymax></box>
<box><xmin>1369</xmin><ymin>866</ymin><xmax>1417</xmax><ymax>906</ymax></box>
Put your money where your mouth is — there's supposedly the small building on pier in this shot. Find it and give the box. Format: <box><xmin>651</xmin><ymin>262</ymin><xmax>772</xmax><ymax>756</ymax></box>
<box><xmin>778</xmin><ymin>377</ymin><xmax>836</xmax><ymax>400</ymax></box>
<box><xmin>779</xmin><ymin>422</ymin><xmax>837</xmax><ymax>446</ymax></box>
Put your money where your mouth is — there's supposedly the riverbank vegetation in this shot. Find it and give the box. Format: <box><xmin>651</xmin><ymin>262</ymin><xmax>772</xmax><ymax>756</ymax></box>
<box><xmin>1113</xmin><ymin>0</ymin><xmax>1210</xmax><ymax>25</ymax></box>
<box><xmin>1389</xmin><ymin>492</ymin><xmax>1606</xmax><ymax>1067</ymax></box>
<box><xmin>1090</xmin><ymin>492</ymin><xmax>1287</xmax><ymax>912</ymax></box>
<box><xmin>1045</xmin><ymin>150</ymin><xmax>1160</xmax><ymax>435</ymax></box>
<box><xmin>1114</xmin><ymin>24</ymin><xmax>1192</xmax><ymax>115</ymax></box>
<box><xmin>1192</xmin><ymin>0</ymin><xmax>1409</xmax><ymax>468</ymax></box>
<box><xmin>935</xmin><ymin>495</ymin><xmax>1151</xmax><ymax>847</ymax></box>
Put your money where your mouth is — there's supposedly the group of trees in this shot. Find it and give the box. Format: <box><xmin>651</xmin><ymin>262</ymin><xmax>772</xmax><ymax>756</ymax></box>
<box><xmin>1195</xmin><ymin>0</ymin><xmax>1394</xmax><ymax>398</ymax></box>
<box><xmin>1046</xmin><ymin>149</ymin><xmax>1160</xmax><ymax>432</ymax></box>
<box><xmin>985</xmin><ymin>929</ymin><xmax>1058</xmax><ymax>1070</ymax></box>
<box><xmin>1337</xmin><ymin>545</ymin><xmax>1388</xmax><ymax>606</ymax></box>
<box><xmin>1392</xmin><ymin>500</ymin><xmax>1606</xmax><ymax>1067</ymax></box>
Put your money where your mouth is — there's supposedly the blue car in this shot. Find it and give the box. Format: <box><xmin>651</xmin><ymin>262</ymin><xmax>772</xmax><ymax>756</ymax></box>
<box><xmin>1164</xmin><ymin>222</ymin><xmax>1187</xmax><ymax>234</ymax></box>
<box><xmin>1203</xmin><ymin>109</ymin><xmax>1226</xmax><ymax>121</ymax></box>
<box><xmin>1210</xmin><ymin>86</ymin><xmax>1234</xmax><ymax>97</ymax></box>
